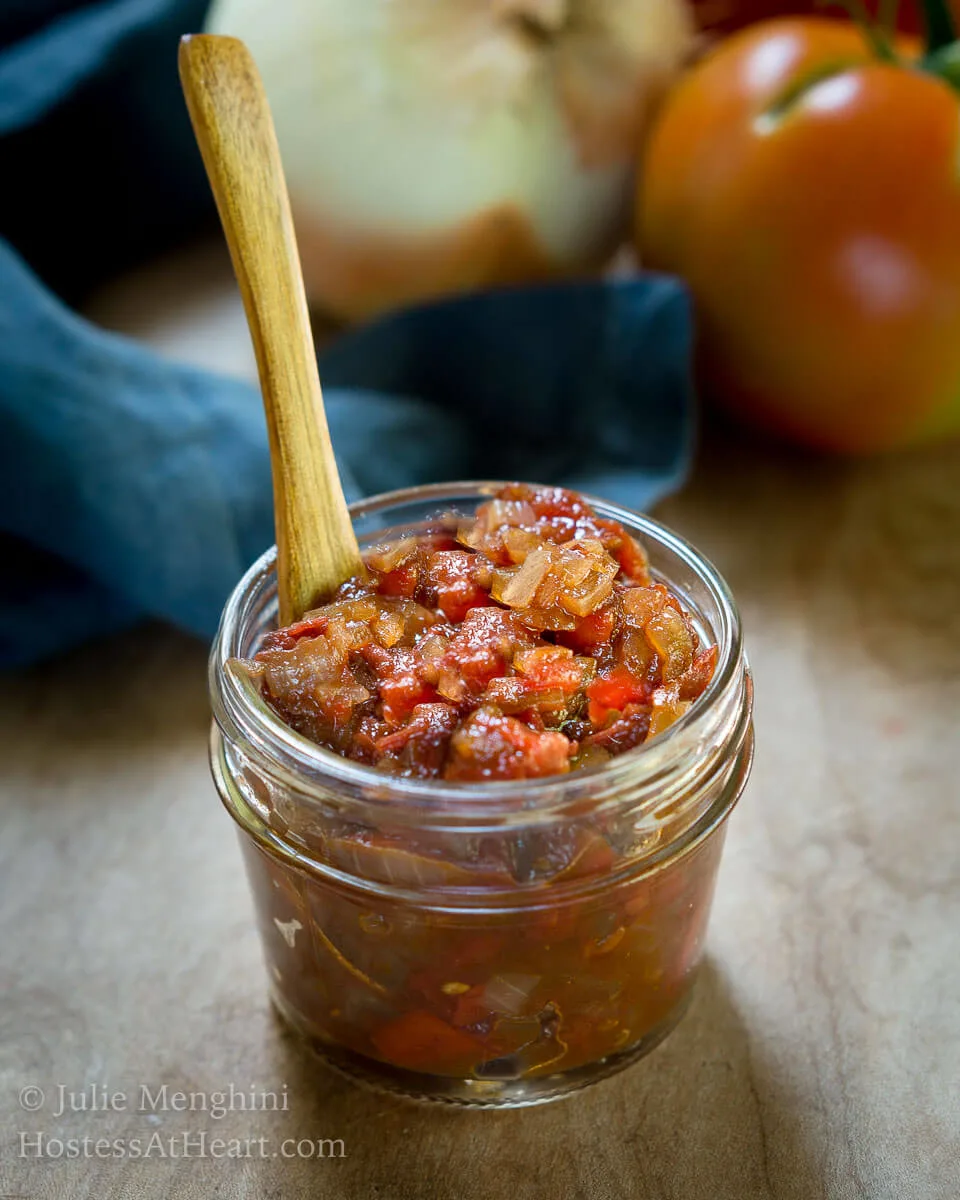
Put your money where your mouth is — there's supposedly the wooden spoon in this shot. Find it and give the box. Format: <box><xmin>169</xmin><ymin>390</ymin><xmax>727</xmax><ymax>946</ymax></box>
<box><xmin>179</xmin><ymin>34</ymin><xmax>362</xmax><ymax>625</ymax></box>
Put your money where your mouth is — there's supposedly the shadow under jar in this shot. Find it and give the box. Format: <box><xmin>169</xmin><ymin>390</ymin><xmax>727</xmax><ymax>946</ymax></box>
<box><xmin>209</xmin><ymin>482</ymin><xmax>754</xmax><ymax>1107</ymax></box>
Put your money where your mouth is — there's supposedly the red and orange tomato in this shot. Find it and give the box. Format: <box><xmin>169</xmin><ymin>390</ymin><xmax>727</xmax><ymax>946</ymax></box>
<box><xmin>639</xmin><ymin>17</ymin><xmax>960</xmax><ymax>451</ymax></box>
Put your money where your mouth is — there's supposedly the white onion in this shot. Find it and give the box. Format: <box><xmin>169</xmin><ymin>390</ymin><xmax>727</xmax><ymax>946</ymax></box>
<box><xmin>207</xmin><ymin>0</ymin><xmax>693</xmax><ymax>320</ymax></box>
<box><xmin>364</xmin><ymin>536</ymin><xmax>416</xmax><ymax>573</ymax></box>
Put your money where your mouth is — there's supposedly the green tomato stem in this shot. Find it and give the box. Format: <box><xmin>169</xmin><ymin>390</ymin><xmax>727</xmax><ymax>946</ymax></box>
<box><xmin>920</xmin><ymin>0</ymin><xmax>958</xmax><ymax>53</ymax></box>
<box><xmin>820</xmin><ymin>0</ymin><xmax>899</xmax><ymax>60</ymax></box>
<box><xmin>924</xmin><ymin>40</ymin><xmax>960</xmax><ymax>84</ymax></box>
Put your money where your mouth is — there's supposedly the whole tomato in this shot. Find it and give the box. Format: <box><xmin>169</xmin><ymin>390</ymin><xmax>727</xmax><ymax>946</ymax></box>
<box><xmin>638</xmin><ymin>17</ymin><xmax>960</xmax><ymax>451</ymax></box>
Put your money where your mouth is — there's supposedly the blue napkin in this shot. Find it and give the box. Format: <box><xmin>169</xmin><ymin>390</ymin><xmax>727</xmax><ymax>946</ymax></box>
<box><xmin>0</xmin><ymin>0</ymin><xmax>214</xmax><ymax>303</ymax></box>
<box><xmin>0</xmin><ymin>0</ymin><xmax>695</xmax><ymax>669</ymax></box>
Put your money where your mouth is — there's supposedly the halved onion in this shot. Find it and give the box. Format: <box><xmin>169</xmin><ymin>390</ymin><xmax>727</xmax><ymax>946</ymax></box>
<box><xmin>208</xmin><ymin>0</ymin><xmax>693</xmax><ymax>319</ymax></box>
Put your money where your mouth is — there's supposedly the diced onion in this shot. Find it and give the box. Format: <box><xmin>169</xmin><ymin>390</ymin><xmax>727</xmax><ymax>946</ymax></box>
<box><xmin>503</xmin><ymin>527</ymin><xmax>540</xmax><ymax>564</ymax></box>
<box><xmin>365</xmin><ymin>537</ymin><xmax>417</xmax><ymax>574</ymax></box>
<box><xmin>374</xmin><ymin>611</ymin><xmax>406</xmax><ymax>647</ymax></box>
<box><xmin>493</xmin><ymin>546</ymin><xmax>553</xmax><ymax>607</ymax></box>
<box><xmin>559</xmin><ymin>574</ymin><xmax>614</xmax><ymax>617</ymax></box>
<box><xmin>483</xmin><ymin>974</ymin><xmax>541</xmax><ymax>1015</ymax></box>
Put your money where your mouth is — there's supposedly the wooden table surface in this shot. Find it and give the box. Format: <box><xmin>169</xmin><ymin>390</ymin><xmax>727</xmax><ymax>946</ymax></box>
<box><xmin>2</xmin><ymin>242</ymin><xmax>958</xmax><ymax>1200</ymax></box>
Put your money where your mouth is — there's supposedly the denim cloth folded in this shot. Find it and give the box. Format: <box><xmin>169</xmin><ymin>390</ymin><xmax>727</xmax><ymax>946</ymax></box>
<box><xmin>0</xmin><ymin>0</ymin><xmax>213</xmax><ymax>302</ymax></box>
<box><xmin>0</xmin><ymin>0</ymin><xmax>696</xmax><ymax>668</ymax></box>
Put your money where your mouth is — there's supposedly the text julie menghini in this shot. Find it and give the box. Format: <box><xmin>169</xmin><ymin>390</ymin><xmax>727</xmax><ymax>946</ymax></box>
<box><xmin>22</xmin><ymin>1082</ymin><xmax>289</xmax><ymax>1120</ymax></box>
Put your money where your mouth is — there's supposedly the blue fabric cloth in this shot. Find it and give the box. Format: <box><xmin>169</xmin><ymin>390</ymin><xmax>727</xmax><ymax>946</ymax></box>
<box><xmin>0</xmin><ymin>0</ymin><xmax>213</xmax><ymax>303</ymax></box>
<box><xmin>0</xmin><ymin>0</ymin><xmax>696</xmax><ymax>668</ymax></box>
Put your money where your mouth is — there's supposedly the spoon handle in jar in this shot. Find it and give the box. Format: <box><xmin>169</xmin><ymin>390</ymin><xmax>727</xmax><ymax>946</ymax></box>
<box><xmin>178</xmin><ymin>34</ymin><xmax>362</xmax><ymax>624</ymax></box>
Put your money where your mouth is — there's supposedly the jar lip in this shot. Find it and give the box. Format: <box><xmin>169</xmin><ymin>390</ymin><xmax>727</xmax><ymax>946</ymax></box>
<box><xmin>210</xmin><ymin>481</ymin><xmax>747</xmax><ymax>816</ymax></box>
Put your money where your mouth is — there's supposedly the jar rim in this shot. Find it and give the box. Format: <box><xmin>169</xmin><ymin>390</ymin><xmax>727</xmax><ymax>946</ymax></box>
<box><xmin>209</xmin><ymin>481</ymin><xmax>750</xmax><ymax>822</ymax></box>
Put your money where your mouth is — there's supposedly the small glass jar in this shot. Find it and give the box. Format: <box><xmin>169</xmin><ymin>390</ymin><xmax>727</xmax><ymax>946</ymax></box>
<box><xmin>209</xmin><ymin>483</ymin><xmax>754</xmax><ymax>1107</ymax></box>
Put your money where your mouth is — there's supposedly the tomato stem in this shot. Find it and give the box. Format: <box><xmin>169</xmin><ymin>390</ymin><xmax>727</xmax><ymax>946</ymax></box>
<box><xmin>819</xmin><ymin>0</ymin><xmax>899</xmax><ymax>60</ymax></box>
<box><xmin>919</xmin><ymin>0</ymin><xmax>958</xmax><ymax>53</ymax></box>
<box><xmin>917</xmin><ymin>0</ymin><xmax>960</xmax><ymax>91</ymax></box>
<box><xmin>924</xmin><ymin>40</ymin><xmax>960</xmax><ymax>85</ymax></box>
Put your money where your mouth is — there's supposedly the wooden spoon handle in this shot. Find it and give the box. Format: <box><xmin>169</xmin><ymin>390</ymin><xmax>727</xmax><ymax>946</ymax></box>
<box><xmin>179</xmin><ymin>34</ymin><xmax>362</xmax><ymax>625</ymax></box>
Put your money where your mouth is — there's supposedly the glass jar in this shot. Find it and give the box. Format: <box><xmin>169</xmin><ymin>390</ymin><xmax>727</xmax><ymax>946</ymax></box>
<box><xmin>209</xmin><ymin>482</ymin><xmax>754</xmax><ymax>1107</ymax></box>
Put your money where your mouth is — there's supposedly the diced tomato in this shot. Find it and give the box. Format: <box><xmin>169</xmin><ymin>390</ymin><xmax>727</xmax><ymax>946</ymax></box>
<box><xmin>557</xmin><ymin>604</ymin><xmax>618</xmax><ymax>653</ymax></box>
<box><xmin>379</xmin><ymin>675</ymin><xmax>438</xmax><ymax>727</ymax></box>
<box><xmin>428</xmin><ymin>550</ymin><xmax>490</xmax><ymax>622</ymax></box>
<box><xmin>440</xmin><ymin>607</ymin><xmax>535</xmax><ymax>693</ymax></box>
<box><xmin>349</xmin><ymin>714</ymin><xmax>389</xmax><ymax>761</ymax></box>
<box><xmin>377</xmin><ymin>561</ymin><xmax>420</xmax><ymax>598</ymax></box>
<box><xmin>583</xmin><ymin>703</ymin><xmax>651</xmax><ymax>753</ymax></box>
<box><xmin>370</xmin><ymin>1010</ymin><xmax>484</xmax><ymax>1074</ymax></box>
<box><xmin>514</xmin><ymin>645</ymin><xmax>590</xmax><ymax>695</ymax></box>
<box><xmin>418</xmin><ymin>532</ymin><xmax>461</xmax><ymax>555</ymax></box>
<box><xmin>515</xmin><ymin>707</ymin><xmax>547</xmax><ymax>732</ymax></box>
<box><xmin>614</xmin><ymin>531</ymin><xmax>650</xmax><ymax>582</ymax></box>
<box><xmin>375</xmin><ymin>703</ymin><xmax>458</xmax><ymax>775</ymax></box>
<box><xmin>362</xmin><ymin>645</ymin><xmax>437</xmax><ymax>726</ymax></box>
<box><xmin>484</xmin><ymin>640</ymin><xmax>589</xmax><ymax>707</ymax></box>
<box><xmin>445</xmin><ymin>707</ymin><xmax>573</xmax><ymax>782</ymax></box>
<box><xmin>586</xmin><ymin>667</ymin><xmax>652</xmax><ymax>725</ymax></box>
<box><xmin>489</xmin><ymin>483</ymin><xmax>584</xmax><ymax>522</ymax></box>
